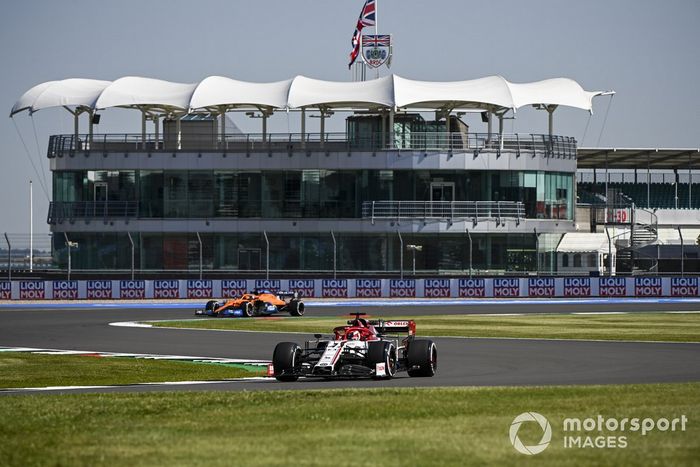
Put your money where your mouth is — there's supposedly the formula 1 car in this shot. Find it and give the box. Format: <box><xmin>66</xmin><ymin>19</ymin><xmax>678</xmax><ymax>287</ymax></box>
<box><xmin>195</xmin><ymin>290</ymin><xmax>305</xmax><ymax>317</ymax></box>
<box><xmin>272</xmin><ymin>313</ymin><xmax>437</xmax><ymax>381</ymax></box>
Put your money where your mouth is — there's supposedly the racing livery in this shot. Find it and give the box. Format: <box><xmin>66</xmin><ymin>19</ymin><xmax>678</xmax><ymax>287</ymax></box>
<box><xmin>195</xmin><ymin>290</ymin><xmax>304</xmax><ymax>317</ymax></box>
<box><xmin>272</xmin><ymin>313</ymin><xmax>437</xmax><ymax>381</ymax></box>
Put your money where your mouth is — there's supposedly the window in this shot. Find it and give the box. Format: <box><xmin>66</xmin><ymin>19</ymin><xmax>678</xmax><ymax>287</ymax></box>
<box><xmin>562</xmin><ymin>253</ymin><xmax>569</xmax><ymax>267</ymax></box>
<box><xmin>573</xmin><ymin>253</ymin><xmax>582</xmax><ymax>267</ymax></box>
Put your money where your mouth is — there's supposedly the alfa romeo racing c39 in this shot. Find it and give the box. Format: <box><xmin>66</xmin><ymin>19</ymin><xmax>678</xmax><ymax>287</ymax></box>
<box><xmin>272</xmin><ymin>313</ymin><xmax>437</xmax><ymax>381</ymax></box>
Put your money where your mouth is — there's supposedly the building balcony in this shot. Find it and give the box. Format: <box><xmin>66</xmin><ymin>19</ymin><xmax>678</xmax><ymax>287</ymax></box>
<box><xmin>47</xmin><ymin>132</ymin><xmax>577</xmax><ymax>159</ymax></box>
<box><xmin>362</xmin><ymin>201</ymin><xmax>525</xmax><ymax>225</ymax></box>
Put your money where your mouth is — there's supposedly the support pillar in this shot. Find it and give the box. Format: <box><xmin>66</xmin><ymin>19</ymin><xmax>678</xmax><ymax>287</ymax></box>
<box><xmin>300</xmin><ymin>108</ymin><xmax>306</xmax><ymax>149</ymax></box>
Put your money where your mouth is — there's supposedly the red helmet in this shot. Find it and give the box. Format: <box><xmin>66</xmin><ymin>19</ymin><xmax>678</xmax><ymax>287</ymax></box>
<box><xmin>347</xmin><ymin>330</ymin><xmax>361</xmax><ymax>341</ymax></box>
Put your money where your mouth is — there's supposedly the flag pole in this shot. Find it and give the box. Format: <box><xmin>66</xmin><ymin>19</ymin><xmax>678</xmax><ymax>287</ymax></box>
<box><xmin>374</xmin><ymin>0</ymin><xmax>379</xmax><ymax>79</ymax></box>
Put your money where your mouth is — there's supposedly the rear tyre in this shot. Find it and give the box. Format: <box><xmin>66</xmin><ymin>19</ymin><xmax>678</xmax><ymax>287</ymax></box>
<box><xmin>288</xmin><ymin>300</ymin><xmax>305</xmax><ymax>317</ymax></box>
<box><xmin>367</xmin><ymin>341</ymin><xmax>397</xmax><ymax>379</ymax></box>
<box><xmin>272</xmin><ymin>342</ymin><xmax>301</xmax><ymax>382</ymax></box>
<box><xmin>407</xmin><ymin>340</ymin><xmax>437</xmax><ymax>377</ymax></box>
<box><xmin>242</xmin><ymin>302</ymin><xmax>254</xmax><ymax>317</ymax></box>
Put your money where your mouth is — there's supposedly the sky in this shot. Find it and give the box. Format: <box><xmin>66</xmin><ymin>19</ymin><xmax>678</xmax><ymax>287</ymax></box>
<box><xmin>1</xmin><ymin>0</ymin><xmax>698</xmax><ymax>235</ymax></box>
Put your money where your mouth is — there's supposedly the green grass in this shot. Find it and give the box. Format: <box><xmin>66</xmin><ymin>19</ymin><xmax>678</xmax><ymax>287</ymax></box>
<box><xmin>0</xmin><ymin>383</ymin><xmax>698</xmax><ymax>466</ymax></box>
<box><xmin>0</xmin><ymin>353</ymin><xmax>264</xmax><ymax>388</ymax></box>
<box><xmin>151</xmin><ymin>312</ymin><xmax>700</xmax><ymax>342</ymax></box>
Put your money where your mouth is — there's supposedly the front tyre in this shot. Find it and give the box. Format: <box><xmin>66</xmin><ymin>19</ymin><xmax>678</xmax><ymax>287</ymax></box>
<box><xmin>288</xmin><ymin>300</ymin><xmax>305</xmax><ymax>317</ymax></box>
<box><xmin>407</xmin><ymin>340</ymin><xmax>437</xmax><ymax>377</ymax></box>
<box><xmin>367</xmin><ymin>341</ymin><xmax>397</xmax><ymax>379</ymax></box>
<box><xmin>242</xmin><ymin>302</ymin><xmax>254</xmax><ymax>317</ymax></box>
<box><xmin>272</xmin><ymin>342</ymin><xmax>301</xmax><ymax>382</ymax></box>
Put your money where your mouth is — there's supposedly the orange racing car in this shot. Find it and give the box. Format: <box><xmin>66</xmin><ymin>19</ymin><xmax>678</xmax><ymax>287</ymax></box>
<box><xmin>195</xmin><ymin>289</ymin><xmax>305</xmax><ymax>317</ymax></box>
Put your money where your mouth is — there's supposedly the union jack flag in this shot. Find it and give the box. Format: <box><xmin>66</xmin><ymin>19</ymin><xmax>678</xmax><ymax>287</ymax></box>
<box><xmin>348</xmin><ymin>0</ymin><xmax>376</xmax><ymax>68</ymax></box>
<box><xmin>362</xmin><ymin>35</ymin><xmax>390</xmax><ymax>47</ymax></box>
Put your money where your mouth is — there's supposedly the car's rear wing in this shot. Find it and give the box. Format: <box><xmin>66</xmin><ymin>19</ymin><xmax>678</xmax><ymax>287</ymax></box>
<box><xmin>276</xmin><ymin>291</ymin><xmax>300</xmax><ymax>300</ymax></box>
<box><xmin>368</xmin><ymin>319</ymin><xmax>416</xmax><ymax>336</ymax></box>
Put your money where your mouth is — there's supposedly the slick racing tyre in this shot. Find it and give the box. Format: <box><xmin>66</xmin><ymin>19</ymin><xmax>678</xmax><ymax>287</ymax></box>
<box><xmin>242</xmin><ymin>302</ymin><xmax>254</xmax><ymax>317</ymax></box>
<box><xmin>272</xmin><ymin>342</ymin><xmax>301</xmax><ymax>382</ymax></box>
<box><xmin>288</xmin><ymin>300</ymin><xmax>305</xmax><ymax>317</ymax></box>
<box><xmin>407</xmin><ymin>340</ymin><xmax>437</xmax><ymax>377</ymax></box>
<box><xmin>205</xmin><ymin>300</ymin><xmax>218</xmax><ymax>313</ymax></box>
<box><xmin>367</xmin><ymin>341</ymin><xmax>397</xmax><ymax>379</ymax></box>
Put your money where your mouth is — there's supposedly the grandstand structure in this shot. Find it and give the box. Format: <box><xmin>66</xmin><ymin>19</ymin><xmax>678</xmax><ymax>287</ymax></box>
<box><xmin>10</xmin><ymin>74</ymin><xmax>698</xmax><ymax>276</ymax></box>
<box><xmin>575</xmin><ymin>148</ymin><xmax>700</xmax><ymax>274</ymax></box>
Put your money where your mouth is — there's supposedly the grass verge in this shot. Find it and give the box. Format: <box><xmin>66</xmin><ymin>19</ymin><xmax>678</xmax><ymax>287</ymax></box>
<box><xmin>0</xmin><ymin>383</ymin><xmax>698</xmax><ymax>466</ymax></box>
<box><xmin>151</xmin><ymin>312</ymin><xmax>700</xmax><ymax>342</ymax></box>
<box><xmin>0</xmin><ymin>353</ymin><xmax>264</xmax><ymax>388</ymax></box>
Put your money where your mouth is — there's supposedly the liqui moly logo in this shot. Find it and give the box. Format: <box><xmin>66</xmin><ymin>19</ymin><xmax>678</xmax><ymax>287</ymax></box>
<box><xmin>458</xmin><ymin>278</ymin><xmax>485</xmax><ymax>298</ymax></box>
<box><xmin>635</xmin><ymin>277</ymin><xmax>662</xmax><ymax>297</ymax></box>
<box><xmin>322</xmin><ymin>279</ymin><xmax>348</xmax><ymax>298</ymax></box>
<box><xmin>494</xmin><ymin>278</ymin><xmax>519</xmax><ymax>298</ymax></box>
<box><xmin>0</xmin><ymin>281</ymin><xmax>11</xmax><ymax>299</ymax></box>
<box><xmin>356</xmin><ymin>279</ymin><xmax>382</xmax><ymax>298</ymax></box>
<box><xmin>390</xmin><ymin>279</ymin><xmax>415</xmax><ymax>298</ymax></box>
<box><xmin>424</xmin><ymin>279</ymin><xmax>450</xmax><ymax>298</ymax></box>
<box><xmin>221</xmin><ymin>279</ymin><xmax>247</xmax><ymax>298</ymax></box>
<box><xmin>52</xmin><ymin>280</ymin><xmax>78</xmax><ymax>300</ymax></box>
<box><xmin>599</xmin><ymin>277</ymin><xmax>626</xmax><ymax>297</ymax></box>
<box><xmin>187</xmin><ymin>280</ymin><xmax>213</xmax><ymax>299</ymax></box>
<box><xmin>671</xmin><ymin>277</ymin><xmax>698</xmax><ymax>297</ymax></box>
<box><xmin>119</xmin><ymin>280</ymin><xmax>145</xmax><ymax>299</ymax></box>
<box><xmin>154</xmin><ymin>280</ymin><xmax>180</xmax><ymax>299</ymax></box>
<box><xmin>564</xmin><ymin>278</ymin><xmax>591</xmax><ymax>297</ymax></box>
<box><xmin>19</xmin><ymin>281</ymin><xmax>45</xmax><ymax>300</ymax></box>
<box><xmin>288</xmin><ymin>279</ymin><xmax>315</xmax><ymax>298</ymax></box>
<box><xmin>254</xmin><ymin>279</ymin><xmax>280</xmax><ymax>293</ymax></box>
<box><xmin>86</xmin><ymin>280</ymin><xmax>113</xmax><ymax>299</ymax></box>
<box><xmin>528</xmin><ymin>278</ymin><xmax>555</xmax><ymax>297</ymax></box>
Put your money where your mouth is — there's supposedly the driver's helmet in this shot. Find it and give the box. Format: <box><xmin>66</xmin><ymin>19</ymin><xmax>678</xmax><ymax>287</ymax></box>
<box><xmin>347</xmin><ymin>330</ymin><xmax>361</xmax><ymax>341</ymax></box>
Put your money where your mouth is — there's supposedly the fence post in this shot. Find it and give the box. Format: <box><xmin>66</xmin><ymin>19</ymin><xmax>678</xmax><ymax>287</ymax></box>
<box><xmin>127</xmin><ymin>232</ymin><xmax>135</xmax><ymax>281</ymax></box>
<box><xmin>4</xmin><ymin>233</ymin><xmax>10</xmax><ymax>281</ymax></box>
<box><xmin>679</xmin><ymin>226</ymin><xmax>684</xmax><ymax>277</ymax></box>
<box><xmin>398</xmin><ymin>230</ymin><xmax>404</xmax><ymax>279</ymax></box>
<box><xmin>466</xmin><ymin>228</ymin><xmax>472</xmax><ymax>278</ymax></box>
<box><xmin>64</xmin><ymin>232</ymin><xmax>72</xmax><ymax>281</ymax></box>
<box><xmin>534</xmin><ymin>228</ymin><xmax>539</xmax><ymax>276</ymax></box>
<box><xmin>196</xmin><ymin>232</ymin><xmax>203</xmax><ymax>280</ymax></box>
<box><xmin>331</xmin><ymin>230</ymin><xmax>337</xmax><ymax>279</ymax></box>
<box><xmin>263</xmin><ymin>231</ymin><xmax>270</xmax><ymax>280</ymax></box>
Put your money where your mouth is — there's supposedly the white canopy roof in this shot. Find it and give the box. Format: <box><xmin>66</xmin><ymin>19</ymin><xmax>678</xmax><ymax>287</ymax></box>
<box><xmin>190</xmin><ymin>76</ymin><xmax>292</xmax><ymax>110</ymax></box>
<box><xmin>10</xmin><ymin>74</ymin><xmax>608</xmax><ymax>116</ymax></box>
<box><xmin>556</xmin><ymin>233</ymin><xmax>616</xmax><ymax>254</ymax></box>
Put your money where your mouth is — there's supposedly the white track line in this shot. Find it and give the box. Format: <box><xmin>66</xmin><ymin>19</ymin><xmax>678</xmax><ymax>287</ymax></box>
<box><xmin>0</xmin><ymin>377</ymin><xmax>274</xmax><ymax>393</ymax></box>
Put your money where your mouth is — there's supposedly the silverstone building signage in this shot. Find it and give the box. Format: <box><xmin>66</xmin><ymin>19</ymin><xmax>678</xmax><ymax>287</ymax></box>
<box><xmin>288</xmin><ymin>279</ymin><xmax>315</xmax><ymax>298</ymax></box>
<box><xmin>187</xmin><ymin>280</ymin><xmax>213</xmax><ymax>299</ymax></box>
<box><xmin>564</xmin><ymin>278</ymin><xmax>591</xmax><ymax>297</ymax></box>
<box><xmin>3</xmin><ymin>277</ymin><xmax>699</xmax><ymax>300</ymax></box>
<box><xmin>390</xmin><ymin>279</ymin><xmax>416</xmax><ymax>298</ymax></box>
<box><xmin>671</xmin><ymin>277</ymin><xmax>698</xmax><ymax>297</ymax></box>
<box><xmin>119</xmin><ymin>280</ymin><xmax>146</xmax><ymax>299</ymax></box>
<box><xmin>424</xmin><ymin>279</ymin><xmax>450</xmax><ymax>298</ymax></box>
<box><xmin>0</xmin><ymin>281</ymin><xmax>10</xmax><ymax>299</ymax></box>
<box><xmin>528</xmin><ymin>278</ymin><xmax>555</xmax><ymax>297</ymax></box>
<box><xmin>52</xmin><ymin>280</ymin><xmax>78</xmax><ymax>300</ymax></box>
<box><xmin>221</xmin><ymin>279</ymin><xmax>247</xmax><ymax>298</ymax></box>
<box><xmin>322</xmin><ymin>279</ymin><xmax>348</xmax><ymax>298</ymax></box>
<box><xmin>635</xmin><ymin>277</ymin><xmax>662</xmax><ymax>297</ymax></box>
<box><xmin>458</xmin><ymin>279</ymin><xmax>485</xmax><ymax>297</ymax></box>
<box><xmin>356</xmin><ymin>279</ymin><xmax>381</xmax><ymax>298</ymax></box>
<box><xmin>254</xmin><ymin>279</ymin><xmax>280</xmax><ymax>293</ymax></box>
<box><xmin>19</xmin><ymin>280</ymin><xmax>44</xmax><ymax>300</ymax></box>
<box><xmin>599</xmin><ymin>277</ymin><xmax>627</xmax><ymax>297</ymax></box>
<box><xmin>494</xmin><ymin>278</ymin><xmax>519</xmax><ymax>297</ymax></box>
<box><xmin>86</xmin><ymin>280</ymin><xmax>112</xmax><ymax>299</ymax></box>
<box><xmin>154</xmin><ymin>280</ymin><xmax>179</xmax><ymax>299</ymax></box>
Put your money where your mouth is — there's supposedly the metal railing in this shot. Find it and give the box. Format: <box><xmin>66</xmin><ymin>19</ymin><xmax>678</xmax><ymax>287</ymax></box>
<box><xmin>48</xmin><ymin>201</ymin><xmax>139</xmax><ymax>224</ymax></box>
<box><xmin>47</xmin><ymin>132</ymin><xmax>577</xmax><ymax>158</ymax></box>
<box><xmin>362</xmin><ymin>201</ymin><xmax>525</xmax><ymax>223</ymax></box>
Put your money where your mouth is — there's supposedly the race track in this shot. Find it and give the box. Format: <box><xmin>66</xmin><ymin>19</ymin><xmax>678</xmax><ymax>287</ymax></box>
<box><xmin>1</xmin><ymin>300</ymin><xmax>699</xmax><ymax>394</ymax></box>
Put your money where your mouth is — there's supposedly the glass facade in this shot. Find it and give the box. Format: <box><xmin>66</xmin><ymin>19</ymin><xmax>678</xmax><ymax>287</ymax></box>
<box><xmin>53</xmin><ymin>169</ymin><xmax>575</xmax><ymax>220</ymax></box>
<box><xmin>52</xmin><ymin>231</ymin><xmax>552</xmax><ymax>273</ymax></box>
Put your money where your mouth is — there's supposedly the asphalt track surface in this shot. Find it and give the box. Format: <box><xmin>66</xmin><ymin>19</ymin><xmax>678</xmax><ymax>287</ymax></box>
<box><xmin>1</xmin><ymin>300</ymin><xmax>700</xmax><ymax>394</ymax></box>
